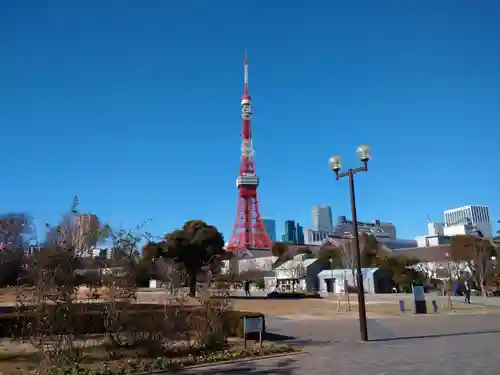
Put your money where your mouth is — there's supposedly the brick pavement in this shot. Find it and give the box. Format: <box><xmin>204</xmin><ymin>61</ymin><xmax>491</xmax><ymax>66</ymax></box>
<box><xmin>178</xmin><ymin>313</ymin><xmax>500</xmax><ymax>375</ymax></box>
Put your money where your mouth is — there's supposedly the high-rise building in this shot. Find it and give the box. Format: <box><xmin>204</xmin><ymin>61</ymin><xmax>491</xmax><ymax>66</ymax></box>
<box><xmin>312</xmin><ymin>205</ymin><xmax>333</xmax><ymax>232</ymax></box>
<box><xmin>282</xmin><ymin>220</ymin><xmax>305</xmax><ymax>245</ymax></box>
<box><xmin>444</xmin><ymin>205</ymin><xmax>492</xmax><ymax>238</ymax></box>
<box><xmin>74</xmin><ymin>214</ymin><xmax>100</xmax><ymax>252</ymax></box>
<box><xmin>283</xmin><ymin>220</ymin><xmax>297</xmax><ymax>243</ymax></box>
<box><xmin>262</xmin><ymin>219</ymin><xmax>277</xmax><ymax>242</ymax></box>
<box><xmin>296</xmin><ymin>223</ymin><xmax>305</xmax><ymax>245</ymax></box>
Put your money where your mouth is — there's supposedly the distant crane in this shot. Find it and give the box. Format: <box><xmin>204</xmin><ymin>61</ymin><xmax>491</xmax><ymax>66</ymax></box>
<box><xmin>426</xmin><ymin>214</ymin><xmax>433</xmax><ymax>223</ymax></box>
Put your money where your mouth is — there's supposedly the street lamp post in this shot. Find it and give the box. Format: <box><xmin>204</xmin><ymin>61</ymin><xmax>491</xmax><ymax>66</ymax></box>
<box><xmin>328</xmin><ymin>144</ymin><xmax>371</xmax><ymax>342</ymax></box>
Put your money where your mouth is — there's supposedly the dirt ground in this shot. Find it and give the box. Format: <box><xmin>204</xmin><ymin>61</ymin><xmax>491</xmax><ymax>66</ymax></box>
<box><xmin>0</xmin><ymin>288</ymin><xmax>26</xmax><ymax>306</ymax></box>
<box><xmin>230</xmin><ymin>297</ymin><xmax>499</xmax><ymax>318</ymax></box>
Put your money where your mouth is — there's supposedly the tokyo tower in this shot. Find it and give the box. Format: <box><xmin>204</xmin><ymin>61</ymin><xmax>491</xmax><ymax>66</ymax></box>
<box><xmin>226</xmin><ymin>56</ymin><xmax>273</xmax><ymax>253</ymax></box>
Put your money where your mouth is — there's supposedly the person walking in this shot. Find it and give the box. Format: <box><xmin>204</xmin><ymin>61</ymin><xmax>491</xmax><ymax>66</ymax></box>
<box><xmin>464</xmin><ymin>281</ymin><xmax>471</xmax><ymax>304</ymax></box>
<box><xmin>244</xmin><ymin>280</ymin><xmax>251</xmax><ymax>297</ymax></box>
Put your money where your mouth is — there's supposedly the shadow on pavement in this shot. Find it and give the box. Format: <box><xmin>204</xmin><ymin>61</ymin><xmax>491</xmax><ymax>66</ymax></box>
<box><xmin>371</xmin><ymin>328</ymin><xmax>500</xmax><ymax>342</ymax></box>
<box><xmin>179</xmin><ymin>358</ymin><xmax>299</xmax><ymax>374</ymax></box>
<box><xmin>263</xmin><ymin>332</ymin><xmax>331</xmax><ymax>347</ymax></box>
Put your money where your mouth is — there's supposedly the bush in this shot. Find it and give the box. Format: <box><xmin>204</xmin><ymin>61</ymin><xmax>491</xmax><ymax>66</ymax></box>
<box><xmin>267</xmin><ymin>291</ymin><xmax>321</xmax><ymax>299</ymax></box>
<box><xmin>0</xmin><ymin>304</ymin><xmax>264</xmax><ymax>339</ymax></box>
<box><xmin>254</xmin><ymin>278</ymin><xmax>265</xmax><ymax>290</ymax></box>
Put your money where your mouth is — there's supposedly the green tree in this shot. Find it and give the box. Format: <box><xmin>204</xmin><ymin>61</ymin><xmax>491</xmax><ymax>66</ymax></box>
<box><xmin>376</xmin><ymin>255</ymin><xmax>423</xmax><ymax>292</ymax></box>
<box><xmin>141</xmin><ymin>241</ymin><xmax>164</xmax><ymax>262</ymax></box>
<box><xmin>162</xmin><ymin>220</ymin><xmax>225</xmax><ymax>297</ymax></box>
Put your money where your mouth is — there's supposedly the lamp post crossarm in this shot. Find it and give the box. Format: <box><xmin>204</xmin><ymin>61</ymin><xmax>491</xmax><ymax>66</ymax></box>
<box><xmin>336</xmin><ymin>165</ymin><xmax>367</xmax><ymax>180</ymax></box>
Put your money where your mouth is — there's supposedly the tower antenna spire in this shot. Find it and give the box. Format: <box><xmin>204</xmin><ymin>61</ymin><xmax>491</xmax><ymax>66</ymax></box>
<box><xmin>244</xmin><ymin>48</ymin><xmax>249</xmax><ymax>93</ymax></box>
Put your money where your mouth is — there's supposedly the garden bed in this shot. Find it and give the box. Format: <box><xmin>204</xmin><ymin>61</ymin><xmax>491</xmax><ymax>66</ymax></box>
<box><xmin>0</xmin><ymin>336</ymin><xmax>301</xmax><ymax>375</ymax></box>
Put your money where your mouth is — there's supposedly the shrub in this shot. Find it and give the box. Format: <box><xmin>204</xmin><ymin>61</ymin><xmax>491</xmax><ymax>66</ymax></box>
<box><xmin>267</xmin><ymin>291</ymin><xmax>321</xmax><ymax>299</ymax></box>
<box><xmin>1</xmin><ymin>304</ymin><xmax>265</xmax><ymax>339</ymax></box>
<box><xmin>254</xmin><ymin>278</ymin><xmax>265</xmax><ymax>290</ymax></box>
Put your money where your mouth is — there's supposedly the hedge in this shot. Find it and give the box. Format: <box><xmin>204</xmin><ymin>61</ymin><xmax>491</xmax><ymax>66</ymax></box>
<box><xmin>0</xmin><ymin>303</ymin><xmax>265</xmax><ymax>339</ymax></box>
<box><xmin>267</xmin><ymin>291</ymin><xmax>321</xmax><ymax>299</ymax></box>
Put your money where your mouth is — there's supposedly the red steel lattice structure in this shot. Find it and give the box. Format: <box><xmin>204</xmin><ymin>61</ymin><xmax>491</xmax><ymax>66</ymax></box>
<box><xmin>226</xmin><ymin>57</ymin><xmax>273</xmax><ymax>253</ymax></box>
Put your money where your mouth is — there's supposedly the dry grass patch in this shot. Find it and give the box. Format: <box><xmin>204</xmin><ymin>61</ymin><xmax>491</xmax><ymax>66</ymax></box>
<box><xmin>231</xmin><ymin>297</ymin><xmax>500</xmax><ymax>318</ymax></box>
<box><xmin>232</xmin><ymin>299</ymin><xmax>338</xmax><ymax>318</ymax></box>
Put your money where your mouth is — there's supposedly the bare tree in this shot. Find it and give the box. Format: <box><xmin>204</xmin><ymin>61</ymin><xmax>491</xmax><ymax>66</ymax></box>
<box><xmin>450</xmin><ymin>235</ymin><xmax>495</xmax><ymax>297</ymax></box>
<box><xmin>0</xmin><ymin>212</ymin><xmax>35</xmax><ymax>249</ymax></box>
<box><xmin>337</xmin><ymin>233</ymin><xmax>379</xmax><ymax>283</ymax></box>
<box><xmin>271</xmin><ymin>242</ymin><xmax>290</xmax><ymax>269</ymax></box>
<box><xmin>335</xmin><ymin>233</ymin><xmax>378</xmax><ymax>311</ymax></box>
<box><xmin>15</xmin><ymin>200</ymin><xmax>90</xmax><ymax>365</ymax></box>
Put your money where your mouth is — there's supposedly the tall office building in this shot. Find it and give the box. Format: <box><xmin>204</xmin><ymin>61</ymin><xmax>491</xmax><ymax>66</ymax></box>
<box><xmin>74</xmin><ymin>213</ymin><xmax>100</xmax><ymax>252</ymax></box>
<box><xmin>296</xmin><ymin>223</ymin><xmax>305</xmax><ymax>245</ymax></box>
<box><xmin>312</xmin><ymin>205</ymin><xmax>333</xmax><ymax>232</ymax></box>
<box><xmin>283</xmin><ymin>220</ymin><xmax>297</xmax><ymax>243</ymax></box>
<box><xmin>282</xmin><ymin>220</ymin><xmax>305</xmax><ymax>245</ymax></box>
<box><xmin>262</xmin><ymin>219</ymin><xmax>277</xmax><ymax>242</ymax></box>
<box><xmin>444</xmin><ymin>205</ymin><xmax>492</xmax><ymax>238</ymax></box>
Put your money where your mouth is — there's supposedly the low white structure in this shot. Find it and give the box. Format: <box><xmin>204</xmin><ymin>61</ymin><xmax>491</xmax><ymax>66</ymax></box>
<box><xmin>264</xmin><ymin>254</ymin><xmax>328</xmax><ymax>292</ymax></box>
<box><xmin>317</xmin><ymin>268</ymin><xmax>392</xmax><ymax>294</ymax></box>
<box><xmin>220</xmin><ymin>249</ymin><xmax>277</xmax><ymax>275</ymax></box>
<box><xmin>149</xmin><ymin>279</ymin><xmax>158</xmax><ymax>288</ymax></box>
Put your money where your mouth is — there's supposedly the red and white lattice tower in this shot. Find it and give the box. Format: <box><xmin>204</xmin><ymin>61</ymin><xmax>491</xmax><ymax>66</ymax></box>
<box><xmin>226</xmin><ymin>56</ymin><xmax>273</xmax><ymax>254</ymax></box>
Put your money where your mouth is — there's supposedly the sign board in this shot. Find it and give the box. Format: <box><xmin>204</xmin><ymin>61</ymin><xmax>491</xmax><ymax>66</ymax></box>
<box><xmin>243</xmin><ymin>316</ymin><xmax>263</xmax><ymax>333</ymax></box>
<box><xmin>243</xmin><ymin>316</ymin><xmax>264</xmax><ymax>348</ymax></box>
<box><xmin>412</xmin><ymin>285</ymin><xmax>427</xmax><ymax>314</ymax></box>
<box><xmin>412</xmin><ymin>285</ymin><xmax>425</xmax><ymax>302</ymax></box>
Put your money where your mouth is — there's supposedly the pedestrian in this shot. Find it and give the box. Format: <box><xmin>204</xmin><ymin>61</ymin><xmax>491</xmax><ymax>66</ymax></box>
<box><xmin>464</xmin><ymin>281</ymin><xmax>471</xmax><ymax>304</ymax></box>
<box><xmin>244</xmin><ymin>280</ymin><xmax>251</xmax><ymax>297</ymax></box>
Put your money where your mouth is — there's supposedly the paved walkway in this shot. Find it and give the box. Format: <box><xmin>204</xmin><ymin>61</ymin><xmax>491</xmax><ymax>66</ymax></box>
<box><xmin>179</xmin><ymin>312</ymin><xmax>500</xmax><ymax>375</ymax></box>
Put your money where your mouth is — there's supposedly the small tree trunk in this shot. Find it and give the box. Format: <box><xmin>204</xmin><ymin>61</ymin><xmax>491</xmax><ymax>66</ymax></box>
<box><xmin>446</xmin><ymin>279</ymin><xmax>453</xmax><ymax>309</ymax></box>
<box><xmin>189</xmin><ymin>272</ymin><xmax>197</xmax><ymax>297</ymax></box>
<box><xmin>480</xmin><ymin>275</ymin><xmax>486</xmax><ymax>298</ymax></box>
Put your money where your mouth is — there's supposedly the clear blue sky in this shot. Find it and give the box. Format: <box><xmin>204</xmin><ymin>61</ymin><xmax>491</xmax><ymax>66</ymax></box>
<box><xmin>1</xmin><ymin>1</ymin><xmax>499</xmax><ymax>243</ymax></box>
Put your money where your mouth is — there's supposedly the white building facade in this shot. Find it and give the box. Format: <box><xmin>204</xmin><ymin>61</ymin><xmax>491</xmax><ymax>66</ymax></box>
<box><xmin>444</xmin><ymin>205</ymin><xmax>492</xmax><ymax>238</ymax></box>
<box><xmin>220</xmin><ymin>249</ymin><xmax>277</xmax><ymax>275</ymax></box>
